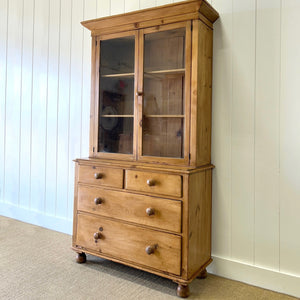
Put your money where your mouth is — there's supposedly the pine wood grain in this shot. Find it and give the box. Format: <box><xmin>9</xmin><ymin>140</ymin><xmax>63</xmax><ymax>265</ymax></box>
<box><xmin>76</xmin><ymin>213</ymin><xmax>182</xmax><ymax>275</ymax></box>
<box><xmin>78</xmin><ymin>165</ymin><xmax>123</xmax><ymax>188</ymax></box>
<box><xmin>125</xmin><ymin>170</ymin><xmax>182</xmax><ymax>197</ymax></box>
<box><xmin>77</xmin><ymin>185</ymin><xmax>182</xmax><ymax>232</ymax></box>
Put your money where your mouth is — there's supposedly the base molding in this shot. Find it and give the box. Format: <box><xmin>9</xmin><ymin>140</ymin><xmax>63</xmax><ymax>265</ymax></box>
<box><xmin>0</xmin><ymin>202</ymin><xmax>72</xmax><ymax>234</ymax></box>
<box><xmin>208</xmin><ymin>256</ymin><xmax>300</xmax><ymax>298</ymax></box>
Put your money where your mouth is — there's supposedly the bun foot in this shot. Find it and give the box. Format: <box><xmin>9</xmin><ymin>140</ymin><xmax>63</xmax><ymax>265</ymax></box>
<box><xmin>198</xmin><ymin>268</ymin><xmax>207</xmax><ymax>279</ymax></box>
<box><xmin>177</xmin><ymin>284</ymin><xmax>190</xmax><ymax>298</ymax></box>
<box><xmin>76</xmin><ymin>252</ymin><xmax>86</xmax><ymax>263</ymax></box>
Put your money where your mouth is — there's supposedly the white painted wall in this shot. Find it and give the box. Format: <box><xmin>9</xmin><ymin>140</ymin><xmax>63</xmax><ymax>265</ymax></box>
<box><xmin>0</xmin><ymin>0</ymin><xmax>299</xmax><ymax>297</ymax></box>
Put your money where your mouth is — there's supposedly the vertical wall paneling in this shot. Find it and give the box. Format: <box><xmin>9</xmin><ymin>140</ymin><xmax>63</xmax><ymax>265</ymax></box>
<box><xmin>111</xmin><ymin>0</ymin><xmax>125</xmax><ymax>15</ymax></box>
<box><xmin>19</xmin><ymin>0</ymin><xmax>34</xmax><ymax>209</ymax></box>
<box><xmin>0</xmin><ymin>0</ymin><xmax>8</xmax><ymax>203</ymax></box>
<box><xmin>81</xmin><ymin>0</ymin><xmax>97</xmax><ymax>158</ymax></box>
<box><xmin>4</xmin><ymin>0</ymin><xmax>23</xmax><ymax>206</ymax></box>
<box><xmin>125</xmin><ymin>0</ymin><xmax>139</xmax><ymax>13</ymax></box>
<box><xmin>97</xmin><ymin>0</ymin><xmax>111</xmax><ymax>17</ymax></box>
<box><xmin>280</xmin><ymin>0</ymin><xmax>300</xmax><ymax>275</ymax></box>
<box><xmin>1</xmin><ymin>0</ymin><xmax>300</xmax><ymax>296</ymax></box>
<box><xmin>211</xmin><ymin>0</ymin><xmax>233</xmax><ymax>259</ymax></box>
<box><xmin>56</xmin><ymin>0</ymin><xmax>72</xmax><ymax>218</ymax></box>
<box><xmin>156</xmin><ymin>0</ymin><xmax>172</xmax><ymax>7</ymax></box>
<box><xmin>231</xmin><ymin>0</ymin><xmax>256</xmax><ymax>263</ymax></box>
<box><xmin>30</xmin><ymin>0</ymin><xmax>49</xmax><ymax>211</ymax></box>
<box><xmin>140</xmin><ymin>0</ymin><xmax>153</xmax><ymax>9</ymax></box>
<box><xmin>68</xmin><ymin>0</ymin><xmax>84</xmax><ymax>220</ymax></box>
<box><xmin>45</xmin><ymin>0</ymin><xmax>60</xmax><ymax>215</ymax></box>
<box><xmin>254</xmin><ymin>0</ymin><xmax>280</xmax><ymax>270</ymax></box>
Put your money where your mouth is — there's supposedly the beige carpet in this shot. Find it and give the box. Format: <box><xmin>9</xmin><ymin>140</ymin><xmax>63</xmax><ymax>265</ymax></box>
<box><xmin>0</xmin><ymin>216</ymin><xmax>296</xmax><ymax>300</ymax></box>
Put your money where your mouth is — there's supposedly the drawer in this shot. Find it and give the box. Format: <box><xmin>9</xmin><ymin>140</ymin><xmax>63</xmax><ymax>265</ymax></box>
<box><xmin>77</xmin><ymin>185</ymin><xmax>182</xmax><ymax>233</ymax></box>
<box><xmin>125</xmin><ymin>170</ymin><xmax>182</xmax><ymax>197</ymax></box>
<box><xmin>78</xmin><ymin>165</ymin><xmax>123</xmax><ymax>189</ymax></box>
<box><xmin>76</xmin><ymin>214</ymin><xmax>181</xmax><ymax>275</ymax></box>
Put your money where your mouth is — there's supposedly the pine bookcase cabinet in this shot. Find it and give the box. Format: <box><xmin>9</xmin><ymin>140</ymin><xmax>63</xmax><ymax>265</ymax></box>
<box><xmin>72</xmin><ymin>0</ymin><xmax>219</xmax><ymax>297</ymax></box>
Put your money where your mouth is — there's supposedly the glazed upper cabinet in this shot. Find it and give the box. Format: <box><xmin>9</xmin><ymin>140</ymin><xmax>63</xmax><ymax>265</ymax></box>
<box><xmin>86</xmin><ymin>2</ymin><xmax>217</xmax><ymax>166</ymax></box>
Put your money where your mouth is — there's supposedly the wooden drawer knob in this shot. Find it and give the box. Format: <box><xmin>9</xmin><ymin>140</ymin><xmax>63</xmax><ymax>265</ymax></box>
<box><xmin>147</xmin><ymin>179</ymin><xmax>155</xmax><ymax>187</ymax></box>
<box><xmin>145</xmin><ymin>244</ymin><xmax>157</xmax><ymax>255</ymax></box>
<box><xmin>93</xmin><ymin>232</ymin><xmax>102</xmax><ymax>240</ymax></box>
<box><xmin>94</xmin><ymin>197</ymin><xmax>103</xmax><ymax>205</ymax></box>
<box><xmin>94</xmin><ymin>173</ymin><xmax>103</xmax><ymax>179</ymax></box>
<box><xmin>146</xmin><ymin>207</ymin><xmax>155</xmax><ymax>216</ymax></box>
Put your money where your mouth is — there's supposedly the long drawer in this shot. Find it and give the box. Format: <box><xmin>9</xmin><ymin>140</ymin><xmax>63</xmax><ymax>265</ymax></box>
<box><xmin>77</xmin><ymin>185</ymin><xmax>182</xmax><ymax>233</ymax></box>
<box><xmin>78</xmin><ymin>165</ymin><xmax>123</xmax><ymax>188</ymax></box>
<box><xmin>125</xmin><ymin>170</ymin><xmax>182</xmax><ymax>197</ymax></box>
<box><xmin>76</xmin><ymin>213</ymin><xmax>181</xmax><ymax>275</ymax></box>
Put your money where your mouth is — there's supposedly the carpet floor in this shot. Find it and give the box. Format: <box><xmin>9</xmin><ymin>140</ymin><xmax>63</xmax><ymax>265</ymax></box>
<box><xmin>0</xmin><ymin>216</ymin><xmax>297</xmax><ymax>300</ymax></box>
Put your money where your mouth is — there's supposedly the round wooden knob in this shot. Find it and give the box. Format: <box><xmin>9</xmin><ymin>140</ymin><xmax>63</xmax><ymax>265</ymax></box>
<box><xmin>145</xmin><ymin>244</ymin><xmax>157</xmax><ymax>255</ymax></box>
<box><xmin>93</xmin><ymin>232</ymin><xmax>102</xmax><ymax>240</ymax></box>
<box><xmin>94</xmin><ymin>197</ymin><xmax>103</xmax><ymax>205</ymax></box>
<box><xmin>94</xmin><ymin>173</ymin><xmax>103</xmax><ymax>179</ymax></box>
<box><xmin>146</xmin><ymin>207</ymin><xmax>155</xmax><ymax>216</ymax></box>
<box><xmin>147</xmin><ymin>179</ymin><xmax>155</xmax><ymax>187</ymax></box>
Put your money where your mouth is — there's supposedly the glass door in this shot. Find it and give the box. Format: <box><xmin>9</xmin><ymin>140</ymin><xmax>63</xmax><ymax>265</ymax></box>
<box><xmin>97</xmin><ymin>32</ymin><xmax>136</xmax><ymax>157</ymax></box>
<box><xmin>138</xmin><ymin>23</ymin><xmax>190</xmax><ymax>164</ymax></box>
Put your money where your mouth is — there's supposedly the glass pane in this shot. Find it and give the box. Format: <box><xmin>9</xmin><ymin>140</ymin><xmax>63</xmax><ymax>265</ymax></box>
<box><xmin>142</xmin><ymin>28</ymin><xmax>185</xmax><ymax>158</ymax></box>
<box><xmin>144</xmin><ymin>28</ymin><xmax>185</xmax><ymax>71</ymax></box>
<box><xmin>143</xmin><ymin>117</ymin><xmax>184</xmax><ymax>158</ymax></box>
<box><xmin>98</xmin><ymin>36</ymin><xmax>134</xmax><ymax>154</ymax></box>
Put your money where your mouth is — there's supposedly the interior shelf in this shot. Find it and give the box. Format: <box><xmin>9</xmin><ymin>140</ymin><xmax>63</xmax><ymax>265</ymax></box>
<box><xmin>101</xmin><ymin>115</ymin><xmax>134</xmax><ymax>117</ymax></box>
<box><xmin>145</xmin><ymin>68</ymin><xmax>185</xmax><ymax>74</ymax></box>
<box><xmin>144</xmin><ymin>68</ymin><xmax>185</xmax><ymax>79</ymax></box>
<box><xmin>144</xmin><ymin>115</ymin><xmax>184</xmax><ymax>118</ymax></box>
<box><xmin>101</xmin><ymin>73</ymin><xmax>134</xmax><ymax>78</ymax></box>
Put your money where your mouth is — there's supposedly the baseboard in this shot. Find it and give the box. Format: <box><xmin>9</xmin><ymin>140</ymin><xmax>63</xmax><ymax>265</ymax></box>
<box><xmin>207</xmin><ymin>256</ymin><xmax>300</xmax><ymax>298</ymax></box>
<box><xmin>0</xmin><ymin>201</ymin><xmax>72</xmax><ymax>235</ymax></box>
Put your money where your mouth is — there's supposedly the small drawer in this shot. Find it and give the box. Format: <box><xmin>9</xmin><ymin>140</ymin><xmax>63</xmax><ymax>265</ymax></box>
<box><xmin>76</xmin><ymin>214</ymin><xmax>181</xmax><ymax>275</ymax></box>
<box><xmin>77</xmin><ymin>185</ymin><xmax>182</xmax><ymax>233</ymax></box>
<box><xmin>125</xmin><ymin>170</ymin><xmax>182</xmax><ymax>197</ymax></box>
<box><xmin>78</xmin><ymin>165</ymin><xmax>123</xmax><ymax>189</ymax></box>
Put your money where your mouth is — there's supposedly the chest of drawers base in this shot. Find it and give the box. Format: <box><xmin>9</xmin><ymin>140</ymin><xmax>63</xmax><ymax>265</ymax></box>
<box><xmin>72</xmin><ymin>159</ymin><xmax>213</xmax><ymax>297</ymax></box>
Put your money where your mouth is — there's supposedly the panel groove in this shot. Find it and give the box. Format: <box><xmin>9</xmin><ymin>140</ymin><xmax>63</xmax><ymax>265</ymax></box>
<box><xmin>278</xmin><ymin>0</ymin><xmax>282</xmax><ymax>273</ymax></box>
<box><xmin>230</xmin><ymin>0</ymin><xmax>233</xmax><ymax>259</ymax></box>
<box><xmin>80</xmin><ymin>1</ymin><xmax>85</xmax><ymax>156</ymax></box>
<box><xmin>44</xmin><ymin>0</ymin><xmax>50</xmax><ymax>213</ymax></box>
<box><xmin>55</xmin><ymin>0</ymin><xmax>62</xmax><ymax>215</ymax></box>
<box><xmin>67</xmin><ymin>0</ymin><xmax>74</xmax><ymax>216</ymax></box>
<box><xmin>3</xmin><ymin>0</ymin><xmax>9</xmax><ymax>203</ymax></box>
<box><xmin>253</xmin><ymin>0</ymin><xmax>257</xmax><ymax>266</ymax></box>
<box><xmin>28</xmin><ymin>0</ymin><xmax>36</xmax><ymax>209</ymax></box>
<box><xmin>18</xmin><ymin>0</ymin><xmax>25</xmax><ymax>207</ymax></box>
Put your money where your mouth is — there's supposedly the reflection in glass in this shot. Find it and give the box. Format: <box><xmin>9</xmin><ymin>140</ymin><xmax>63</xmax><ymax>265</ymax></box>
<box><xmin>142</xmin><ymin>28</ymin><xmax>185</xmax><ymax>158</ymax></box>
<box><xmin>143</xmin><ymin>117</ymin><xmax>183</xmax><ymax>158</ymax></box>
<box><xmin>98</xmin><ymin>36</ymin><xmax>134</xmax><ymax>154</ymax></box>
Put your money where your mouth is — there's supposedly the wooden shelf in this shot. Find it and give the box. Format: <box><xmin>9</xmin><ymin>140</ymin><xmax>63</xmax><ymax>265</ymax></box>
<box><xmin>145</xmin><ymin>68</ymin><xmax>185</xmax><ymax>75</ymax></box>
<box><xmin>144</xmin><ymin>115</ymin><xmax>184</xmax><ymax>118</ymax></box>
<box><xmin>101</xmin><ymin>73</ymin><xmax>134</xmax><ymax>78</ymax></box>
<box><xmin>144</xmin><ymin>69</ymin><xmax>185</xmax><ymax>79</ymax></box>
<box><xmin>101</xmin><ymin>115</ymin><xmax>134</xmax><ymax>117</ymax></box>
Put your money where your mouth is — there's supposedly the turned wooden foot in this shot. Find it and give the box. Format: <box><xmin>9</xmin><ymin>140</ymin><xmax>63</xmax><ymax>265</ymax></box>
<box><xmin>176</xmin><ymin>284</ymin><xmax>190</xmax><ymax>298</ymax></box>
<box><xmin>76</xmin><ymin>252</ymin><xmax>86</xmax><ymax>263</ymax></box>
<box><xmin>197</xmin><ymin>268</ymin><xmax>207</xmax><ymax>279</ymax></box>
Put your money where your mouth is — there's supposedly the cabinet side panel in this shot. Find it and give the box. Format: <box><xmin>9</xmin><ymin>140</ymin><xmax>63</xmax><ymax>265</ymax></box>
<box><xmin>72</xmin><ymin>162</ymin><xmax>79</xmax><ymax>246</ymax></box>
<box><xmin>188</xmin><ymin>169</ymin><xmax>212</xmax><ymax>277</ymax></box>
<box><xmin>195</xmin><ymin>20</ymin><xmax>213</xmax><ymax>166</ymax></box>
